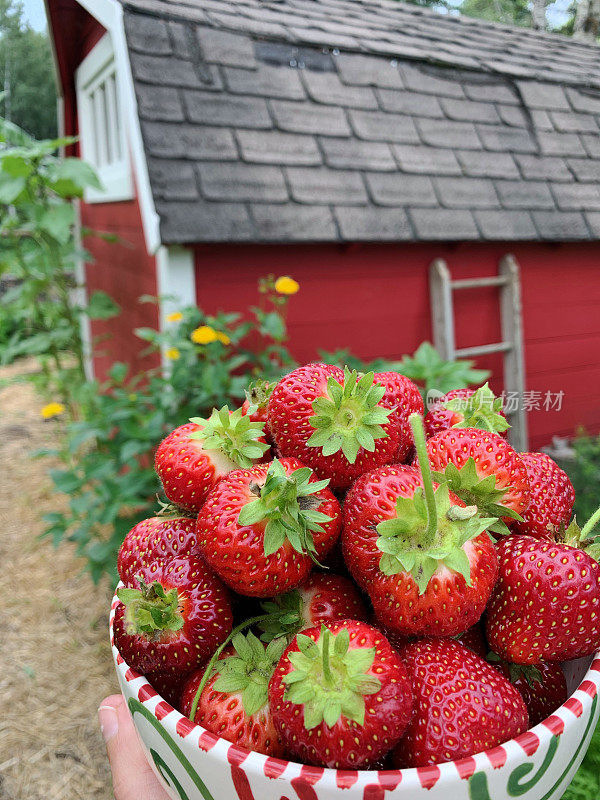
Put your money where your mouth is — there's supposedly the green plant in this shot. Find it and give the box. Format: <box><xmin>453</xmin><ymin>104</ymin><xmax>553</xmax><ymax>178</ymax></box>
<box><xmin>41</xmin><ymin>283</ymin><xmax>298</xmax><ymax>584</ymax></box>
<box><xmin>556</xmin><ymin>433</ymin><xmax>600</xmax><ymax>540</ymax></box>
<box><xmin>0</xmin><ymin>117</ymin><xmax>119</xmax><ymax>407</ymax></box>
<box><xmin>396</xmin><ymin>342</ymin><xmax>490</xmax><ymax>398</ymax></box>
<box><xmin>321</xmin><ymin>341</ymin><xmax>490</xmax><ymax>399</ymax></box>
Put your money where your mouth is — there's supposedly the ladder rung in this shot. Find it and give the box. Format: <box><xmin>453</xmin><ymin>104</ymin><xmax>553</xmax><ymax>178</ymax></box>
<box><xmin>455</xmin><ymin>342</ymin><xmax>512</xmax><ymax>358</ymax></box>
<box><xmin>451</xmin><ymin>277</ymin><xmax>510</xmax><ymax>290</ymax></box>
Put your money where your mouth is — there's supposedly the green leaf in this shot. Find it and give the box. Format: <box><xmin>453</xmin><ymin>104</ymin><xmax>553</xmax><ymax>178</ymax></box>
<box><xmin>86</xmin><ymin>291</ymin><xmax>121</xmax><ymax>320</ymax></box>
<box><xmin>0</xmin><ymin>175</ymin><xmax>25</xmax><ymax>203</ymax></box>
<box><xmin>39</xmin><ymin>203</ymin><xmax>75</xmax><ymax>244</ymax></box>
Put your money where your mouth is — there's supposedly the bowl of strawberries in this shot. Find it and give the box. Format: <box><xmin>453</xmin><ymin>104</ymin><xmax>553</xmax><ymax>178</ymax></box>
<box><xmin>110</xmin><ymin>364</ymin><xmax>600</xmax><ymax>800</ymax></box>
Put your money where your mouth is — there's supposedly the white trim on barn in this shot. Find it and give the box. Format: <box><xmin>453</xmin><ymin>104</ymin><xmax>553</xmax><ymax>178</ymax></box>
<box><xmin>74</xmin><ymin>0</ymin><xmax>162</xmax><ymax>254</ymax></box>
<box><xmin>156</xmin><ymin>246</ymin><xmax>197</xmax><ymax>369</ymax></box>
<box><xmin>76</xmin><ymin>34</ymin><xmax>133</xmax><ymax>203</ymax></box>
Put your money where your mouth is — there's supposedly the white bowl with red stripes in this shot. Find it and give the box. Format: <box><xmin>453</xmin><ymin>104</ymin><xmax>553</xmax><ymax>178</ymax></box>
<box><xmin>110</xmin><ymin>593</ymin><xmax>600</xmax><ymax>800</ymax></box>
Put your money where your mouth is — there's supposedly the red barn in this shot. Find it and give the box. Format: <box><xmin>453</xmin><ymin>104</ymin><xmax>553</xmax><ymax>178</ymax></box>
<box><xmin>46</xmin><ymin>0</ymin><xmax>600</xmax><ymax>450</ymax></box>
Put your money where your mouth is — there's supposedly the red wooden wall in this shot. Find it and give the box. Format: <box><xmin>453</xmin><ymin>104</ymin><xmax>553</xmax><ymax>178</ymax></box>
<box><xmin>80</xmin><ymin>197</ymin><xmax>160</xmax><ymax>382</ymax></box>
<box><xmin>195</xmin><ymin>242</ymin><xmax>600</xmax><ymax>450</ymax></box>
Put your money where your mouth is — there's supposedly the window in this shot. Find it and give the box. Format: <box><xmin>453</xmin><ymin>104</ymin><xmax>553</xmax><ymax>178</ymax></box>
<box><xmin>76</xmin><ymin>34</ymin><xmax>132</xmax><ymax>203</ymax></box>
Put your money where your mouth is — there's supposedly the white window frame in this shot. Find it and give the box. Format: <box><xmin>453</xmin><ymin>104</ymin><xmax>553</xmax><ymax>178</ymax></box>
<box><xmin>76</xmin><ymin>34</ymin><xmax>133</xmax><ymax>203</ymax></box>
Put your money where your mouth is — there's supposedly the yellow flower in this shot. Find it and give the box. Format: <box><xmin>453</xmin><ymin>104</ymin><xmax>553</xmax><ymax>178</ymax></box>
<box><xmin>165</xmin><ymin>347</ymin><xmax>180</xmax><ymax>360</ymax></box>
<box><xmin>166</xmin><ymin>311</ymin><xmax>183</xmax><ymax>323</ymax></box>
<box><xmin>216</xmin><ymin>332</ymin><xmax>231</xmax><ymax>345</ymax></box>
<box><xmin>275</xmin><ymin>276</ymin><xmax>299</xmax><ymax>295</ymax></box>
<box><xmin>191</xmin><ymin>325</ymin><xmax>219</xmax><ymax>345</ymax></box>
<box><xmin>41</xmin><ymin>402</ymin><xmax>65</xmax><ymax>419</ymax></box>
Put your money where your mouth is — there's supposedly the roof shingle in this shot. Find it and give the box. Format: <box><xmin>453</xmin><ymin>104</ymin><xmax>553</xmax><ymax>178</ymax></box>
<box><xmin>121</xmin><ymin>0</ymin><xmax>600</xmax><ymax>243</ymax></box>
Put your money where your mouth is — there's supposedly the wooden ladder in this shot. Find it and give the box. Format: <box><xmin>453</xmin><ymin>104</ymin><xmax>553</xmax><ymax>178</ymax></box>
<box><xmin>429</xmin><ymin>254</ymin><xmax>528</xmax><ymax>452</ymax></box>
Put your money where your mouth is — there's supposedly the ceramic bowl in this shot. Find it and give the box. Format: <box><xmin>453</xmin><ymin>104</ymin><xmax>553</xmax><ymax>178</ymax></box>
<box><xmin>110</xmin><ymin>591</ymin><xmax>600</xmax><ymax>800</ymax></box>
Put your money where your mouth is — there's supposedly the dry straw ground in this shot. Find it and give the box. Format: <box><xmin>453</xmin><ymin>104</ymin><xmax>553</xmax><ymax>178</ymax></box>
<box><xmin>0</xmin><ymin>359</ymin><xmax>115</xmax><ymax>800</ymax></box>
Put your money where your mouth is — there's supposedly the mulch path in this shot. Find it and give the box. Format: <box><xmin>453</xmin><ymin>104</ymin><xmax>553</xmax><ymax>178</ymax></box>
<box><xmin>0</xmin><ymin>359</ymin><xmax>116</xmax><ymax>800</ymax></box>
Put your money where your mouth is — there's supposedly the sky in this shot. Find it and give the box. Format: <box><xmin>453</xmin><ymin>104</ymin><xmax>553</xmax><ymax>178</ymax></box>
<box><xmin>21</xmin><ymin>0</ymin><xmax>48</xmax><ymax>31</ymax></box>
<box><xmin>19</xmin><ymin>0</ymin><xmax>572</xmax><ymax>33</ymax></box>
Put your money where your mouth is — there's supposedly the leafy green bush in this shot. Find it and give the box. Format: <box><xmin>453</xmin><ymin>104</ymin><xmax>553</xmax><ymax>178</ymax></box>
<box><xmin>0</xmin><ymin>118</ymin><xmax>118</xmax><ymax>400</ymax></box>
<box><xmin>556</xmin><ymin>433</ymin><xmax>600</xmax><ymax>538</ymax></box>
<box><xmin>322</xmin><ymin>341</ymin><xmax>490</xmax><ymax>399</ymax></box>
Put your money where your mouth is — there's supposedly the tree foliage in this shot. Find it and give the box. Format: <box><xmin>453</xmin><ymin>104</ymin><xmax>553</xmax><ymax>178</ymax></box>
<box><xmin>0</xmin><ymin>0</ymin><xmax>57</xmax><ymax>140</ymax></box>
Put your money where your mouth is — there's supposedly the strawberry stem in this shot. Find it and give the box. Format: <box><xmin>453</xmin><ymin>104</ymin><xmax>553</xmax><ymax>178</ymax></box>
<box><xmin>581</xmin><ymin>506</ymin><xmax>600</xmax><ymax>540</ymax></box>
<box><xmin>321</xmin><ymin>628</ymin><xmax>334</xmax><ymax>687</ymax></box>
<box><xmin>409</xmin><ymin>413</ymin><xmax>438</xmax><ymax>543</ymax></box>
<box><xmin>187</xmin><ymin>611</ymin><xmax>289</xmax><ymax>722</ymax></box>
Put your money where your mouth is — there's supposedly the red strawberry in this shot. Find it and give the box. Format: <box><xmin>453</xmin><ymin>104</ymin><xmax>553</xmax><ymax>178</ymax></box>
<box><xmin>258</xmin><ymin>573</ymin><xmax>369</xmax><ymax>641</ymax></box>
<box><xmin>424</xmin><ymin>383</ymin><xmax>509</xmax><ymax>439</ymax></box>
<box><xmin>488</xmin><ymin>656</ymin><xmax>567</xmax><ymax>727</ymax></box>
<box><xmin>426</xmin><ymin>427</ymin><xmax>530</xmax><ymax>532</ymax></box>
<box><xmin>268</xmin><ymin>620</ymin><xmax>413</xmax><ymax>769</ymax></box>
<box><xmin>180</xmin><ymin>633</ymin><xmax>287</xmax><ymax>757</ymax></box>
<box><xmin>196</xmin><ymin>457</ymin><xmax>341</xmax><ymax>597</ymax></box>
<box><xmin>393</xmin><ymin>639</ymin><xmax>529</xmax><ymax>767</ymax></box>
<box><xmin>117</xmin><ymin>515</ymin><xmax>197</xmax><ymax>585</ymax></box>
<box><xmin>486</xmin><ymin>534</ymin><xmax>600</xmax><ymax>664</ymax></box>
<box><xmin>374</xmin><ymin>371</ymin><xmax>424</xmax><ymax>461</ymax></box>
<box><xmin>146</xmin><ymin>667</ymin><xmax>192</xmax><ymax>708</ymax></box>
<box><xmin>456</xmin><ymin>622</ymin><xmax>488</xmax><ymax>659</ymax></box>
<box><xmin>267</xmin><ymin>364</ymin><xmax>402</xmax><ymax>489</ymax></box>
<box><xmin>155</xmin><ymin>406</ymin><xmax>270</xmax><ymax>513</ymax></box>
<box><xmin>114</xmin><ymin>554</ymin><xmax>232</xmax><ymax>674</ymax></box>
<box><xmin>510</xmin><ymin>452</ymin><xmax>574</xmax><ymax>539</ymax></box>
<box><xmin>342</xmin><ymin>416</ymin><xmax>498</xmax><ymax>638</ymax></box>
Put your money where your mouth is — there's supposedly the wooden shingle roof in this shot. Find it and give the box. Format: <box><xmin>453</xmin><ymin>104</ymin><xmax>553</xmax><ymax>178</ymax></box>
<box><xmin>120</xmin><ymin>0</ymin><xmax>600</xmax><ymax>243</ymax></box>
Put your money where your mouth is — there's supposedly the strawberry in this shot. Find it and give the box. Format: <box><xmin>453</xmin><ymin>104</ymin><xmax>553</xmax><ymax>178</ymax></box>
<box><xmin>117</xmin><ymin>514</ymin><xmax>197</xmax><ymax>585</ymax></box>
<box><xmin>196</xmin><ymin>457</ymin><xmax>341</xmax><ymax>597</ymax></box>
<box><xmin>487</xmin><ymin>655</ymin><xmax>567</xmax><ymax>727</ymax></box>
<box><xmin>155</xmin><ymin>406</ymin><xmax>270</xmax><ymax>513</ymax></box>
<box><xmin>146</xmin><ymin>667</ymin><xmax>192</xmax><ymax>708</ymax></box>
<box><xmin>268</xmin><ymin>620</ymin><xmax>413</xmax><ymax>769</ymax></box>
<box><xmin>373</xmin><ymin>371</ymin><xmax>424</xmax><ymax>461</ymax></box>
<box><xmin>114</xmin><ymin>554</ymin><xmax>232</xmax><ymax>674</ymax></box>
<box><xmin>424</xmin><ymin>383</ymin><xmax>509</xmax><ymax>439</ymax></box>
<box><xmin>267</xmin><ymin>364</ymin><xmax>402</xmax><ymax>489</ymax></box>
<box><xmin>426</xmin><ymin>427</ymin><xmax>530</xmax><ymax>533</ymax></box>
<box><xmin>393</xmin><ymin>639</ymin><xmax>529</xmax><ymax>767</ymax></box>
<box><xmin>258</xmin><ymin>572</ymin><xmax>368</xmax><ymax>642</ymax></box>
<box><xmin>510</xmin><ymin>452</ymin><xmax>574</xmax><ymax>539</ymax></box>
<box><xmin>486</xmin><ymin>534</ymin><xmax>600</xmax><ymax>664</ymax></box>
<box><xmin>456</xmin><ymin>622</ymin><xmax>488</xmax><ymax>659</ymax></box>
<box><xmin>342</xmin><ymin>415</ymin><xmax>498</xmax><ymax>637</ymax></box>
<box><xmin>180</xmin><ymin>632</ymin><xmax>287</xmax><ymax>757</ymax></box>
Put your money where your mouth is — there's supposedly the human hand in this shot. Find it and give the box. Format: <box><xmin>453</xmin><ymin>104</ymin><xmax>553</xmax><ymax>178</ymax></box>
<box><xmin>98</xmin><ymin>694</ymin><xmax>170</xmax><ymax>800</ymax></box>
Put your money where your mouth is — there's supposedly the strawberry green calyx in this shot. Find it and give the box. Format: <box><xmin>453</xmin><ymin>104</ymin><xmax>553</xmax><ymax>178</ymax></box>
<box><xmin>283</xmin><ymin>626</ymin><xmax>381</xmax><ymax>729</ymax></box>
<box><xmin>446</xmin><ymin>383</ymin><xmax>510</xmax><ymax>434</ymax></box>
<box><xmin>244</xmin><ymin>380</ymin><xmax>273</xmax><ymax>415</ymax></box>
<box><xmin>155</xmin><ymin>498</ymin><xmax>196</xmax><ymax>519</ymax></box>
<box><xmin>557</xmin><ymin>507</ymin><xmax>600</xmax><ymax>562</ymax></box>
<box><xmin>237</xmin><ymin>459</ymin><xmax>332</xmax><ymax>558</ymax></box>
<box><xmin>188</xmin><ymin>610</ymin><xmax>289</xmax><ymax>721</ymax></box>
<box><xmin>212</xmin><ymin>632</ymin><xmax>287</xmax><ymax>716</ymax></box>
<box><xmin>375</xmin><ymin>414</ymin><xmax>497</xmax><ymax>594</ymax></box>
<box><xmin>432</xmin><ymin>457</ymin><xmax>523</xmax><ymax>536</ymax></box>
<box><xmin>486</xmin><ymin>652</ymin><xmax>543</xmax><ymax>687</ymax></box>
<box><xmin>259</xmin><ymin>590</ymin><xmax>304</xmax><ymax>642</ymax></box>
<box><xmin>117</xmin><ymin>579</ymin><xmax>183</xmax><ymax>636</ymax></box>
<box><xmin>189</xmin><ymin>406</ymin><xmax>269</xmax><ymax>468</ymax></box>
<box><xmin>307</xmin><ymin>369</ymin><xmax>392</xmax><ymax>465</ymax></box>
